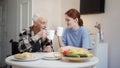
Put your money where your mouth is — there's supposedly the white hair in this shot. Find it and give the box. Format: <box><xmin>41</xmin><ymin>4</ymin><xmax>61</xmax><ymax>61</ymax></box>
<box><xmin>32</xmin><ymin>14</ymin><xmax>40</xmax><ymax>22</ymax></box>
<box><xmin>32</xmin><ymin>14</ymin><xmax>48</xmax><ymax>24</ymax></box>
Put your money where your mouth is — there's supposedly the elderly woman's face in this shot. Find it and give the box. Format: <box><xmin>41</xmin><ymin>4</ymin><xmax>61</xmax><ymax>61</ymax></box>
<box><xmin>33</xmin><ymin>17</ymin><xmax>47</xmax><ymax>33</ymax></box>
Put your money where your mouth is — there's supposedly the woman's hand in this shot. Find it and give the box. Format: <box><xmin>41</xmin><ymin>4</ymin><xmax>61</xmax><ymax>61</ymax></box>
<box><xmin>37</xmin><ymin>29</ymin><xmax>48</xmax><ymax>39</ymax></box>
<box><xmin>43</xmin><ymin>45</ymin><xmax>52</xmax><ymax>52</ymax></box>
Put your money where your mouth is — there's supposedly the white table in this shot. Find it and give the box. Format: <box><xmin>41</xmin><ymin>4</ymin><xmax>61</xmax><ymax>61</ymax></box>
<box><xmin>5</xmin><ymin>52</ymin><xmax>99</xmax><ymax>68</ymax></box>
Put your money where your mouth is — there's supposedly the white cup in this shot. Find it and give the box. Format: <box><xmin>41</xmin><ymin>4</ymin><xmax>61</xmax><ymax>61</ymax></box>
<box><xmin>57</xmin><ymin>27</ymin><xmax>63</xmax><ymax>36</ymax></box>
<box><xmin>47</xmin><ymin>30</ymin><xmax>55</xmax><ymax>40</ymax></box>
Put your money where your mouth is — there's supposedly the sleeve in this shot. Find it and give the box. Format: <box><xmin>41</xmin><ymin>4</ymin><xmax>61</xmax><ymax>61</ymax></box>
<box><xmin>31</xmin><ymin>34</ymin><xmax>40</xmax><ymax>42</ymax></box>
<box><xmin>41</xmin><ymin>38</ymin><xmax>52</xmax><ymax>47</ymax></box>
<box><xmin>18</xmin><ymin>26</ymin><xmax>44</xmax><ymax>52</ymax></box>
<box><xmin>18</xmin><ymin>28</ymin><xmax>33</xmax><ymax>52</ymax></box>
<box><xmin>62</xmin><ymin>29</ymin><xmax>67</xmax><ymax>46</ymax></box>
<box><xmin>40</xmin><ymin>38</ymin><xmax>53</xmax><ymax>51</ymax></box>
<box><xmin>81</xmin><ymin>27</ymin><xmax>92</xmax><ymax>49</ymax></box>
<box><xmin>18</xmin><ymin>37</ymin><xmax>32</xmax><ymax>53</ymax></box>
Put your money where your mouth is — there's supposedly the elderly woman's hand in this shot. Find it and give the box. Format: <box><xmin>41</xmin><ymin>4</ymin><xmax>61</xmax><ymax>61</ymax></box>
<box><xmin>37</xmin><ymin>29</ymin><xmax>48</xmax><ymax>39</ymax></box>
<box><xmin>43</xmin><ymin>45</ymin><xmax>52</xmax><ymax>52</ymax></box>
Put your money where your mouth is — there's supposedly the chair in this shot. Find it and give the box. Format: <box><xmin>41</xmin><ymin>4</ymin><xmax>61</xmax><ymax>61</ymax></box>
<box><xmin>9</xmin><ymin>39</ymin><xmax>20</xmax><ymax>55</ymax></box>
<box><xmin>5</xmin><ymin>39</ymin><xmax>19</xmax><ymax>68</ymax></box>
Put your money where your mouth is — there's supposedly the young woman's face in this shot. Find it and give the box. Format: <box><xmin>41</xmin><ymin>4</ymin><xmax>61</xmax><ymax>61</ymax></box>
<box><xmin>65</xmin><ymin>15</ymin><xmax>76</xmax><ymax>28</ymax></box>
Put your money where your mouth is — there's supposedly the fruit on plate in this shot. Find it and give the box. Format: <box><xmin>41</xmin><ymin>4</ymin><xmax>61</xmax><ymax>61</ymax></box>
<box><xmin>78</xmin><ymin>48</ymin><xmax>89</xmax><ymax>54</ymax></box>
<box><xmin>69</xmin><ymin>49</ymin><xmax>78</xmax><ymax>54</ymax></box>
<box><xmin>62</xmin><ymin>50</ymin><xmax>71</xmax><ymax>55</ymax></box>
<box><xmin>79</xmin><ymin>54</ymin><xmax>88</xmax><ymax>57</ymax></box>
<box><xmin>64</xmin><ymin>54</ymin><xmax>80</xmax><ymax>58</ymax></box>
<box><xmin>87</xmin><ymin>53</ymin><xmax>93</xmax><ymax>57</ymax></box>
<box><xmin>61</xmin><ymin>48</ymin><xmax>93</xmax><ymax>58</ymax></box>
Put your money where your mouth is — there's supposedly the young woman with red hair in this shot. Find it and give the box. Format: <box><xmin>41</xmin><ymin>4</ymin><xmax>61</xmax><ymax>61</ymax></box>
<box><xmin>58</xmin><ymin>8</ymin><xmax>92</xmax><ymax>50</ymax></box>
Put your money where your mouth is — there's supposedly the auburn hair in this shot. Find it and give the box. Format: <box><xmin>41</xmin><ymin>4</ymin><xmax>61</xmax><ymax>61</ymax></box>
<box><xmin>65</xmin><ymin>8</ymin><xmax>83</xmax><ymax>26</ymax></box>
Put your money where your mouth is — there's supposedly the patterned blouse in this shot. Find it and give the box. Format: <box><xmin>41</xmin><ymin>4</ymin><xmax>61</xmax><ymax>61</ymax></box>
<box><xmin>18</xmin><ymin>26</ymin><xmax>53</xmax><ymax>53</ymax></box>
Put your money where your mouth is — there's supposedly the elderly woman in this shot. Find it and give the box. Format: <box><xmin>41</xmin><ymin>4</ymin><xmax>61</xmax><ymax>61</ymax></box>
<box><xmin>18</xmin><ymin>16</ymin><xmax>53</xmax><ymax>53</ymax></box>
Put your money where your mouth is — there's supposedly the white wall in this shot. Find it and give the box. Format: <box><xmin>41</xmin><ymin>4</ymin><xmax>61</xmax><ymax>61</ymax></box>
<box><xmin>81</xmin><ymin>0</ymin><xmax>120</xmax><ymax>68</ymax></box>
<box><xmin>33</xmin><ymin>0</ymin><xmax>62</xmax><ymax>29</ymax></box>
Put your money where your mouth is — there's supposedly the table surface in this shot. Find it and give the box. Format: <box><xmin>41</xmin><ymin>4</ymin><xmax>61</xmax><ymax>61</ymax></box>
<box><xmin>5</xmin><ymin>52</ymin><xmax>99</xmax><ymax>68</ymax></box>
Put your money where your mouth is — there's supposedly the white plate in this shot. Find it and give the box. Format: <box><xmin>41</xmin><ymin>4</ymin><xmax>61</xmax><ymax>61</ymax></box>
<box><xmin>12</xmin><ymin>56</ymin><xmax>40</xmax><ymax>62</ymax></box>
<box><xmin>42</xmin><ymin>57</ymin><xmax>61</xmax><ymax>60</ymax></box>
<box><xmin>42</xmin><ymin>52</ymin><xmax>61</xmax><ymax>60</ymax></box>
<box><xmin>62</xmin><ymin>57</ymin><xmax>92</xmax><ymax>62</ymax></box>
